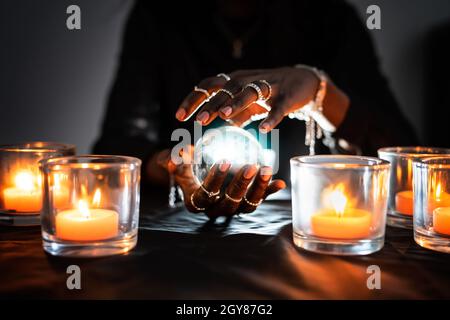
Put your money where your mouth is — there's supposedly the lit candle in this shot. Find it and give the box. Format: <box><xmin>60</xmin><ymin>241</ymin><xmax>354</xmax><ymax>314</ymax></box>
<box><xmin>428</xmin><ymin>183</ymin><xmax>450</xmax><ymax>212</ymax></box>
<box><xmin>396</xmin><ymin>183</ymin><xmax>450</xmax><ymax>216</ymax></box>
<box><xmin>311</xmin><ymin>184</ymin><xmax>371</xmax><ymax>239</ymax></box>
<box><xmin>395</xmin><ymin>190</ymin><xmax>414</xmax><ymax>216</ymax></box>
<box><xmin>433</xmin><ymin>207</ymin><xmax>450</xmax><ymax>236</ymax></box>
<box><xmin>56</xmin><ymin>189</ymin><xmax>119</xmax><ymax>241</ymax></box>
<box><xmin>3</xmin><ymin>170</ymin><xmax>42</xmax><ymax>213</ymax></box>
<box><xmin>429</xmin><ymin>183</ymin><xmax>450</xmax><ymax>236</ymax></box>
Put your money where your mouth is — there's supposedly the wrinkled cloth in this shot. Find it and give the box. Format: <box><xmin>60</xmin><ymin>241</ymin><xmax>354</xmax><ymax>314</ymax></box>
<box><xmin>1</xmin><ymin>190</ymin><xmax>450</xmax><ymax>299</ymax></box>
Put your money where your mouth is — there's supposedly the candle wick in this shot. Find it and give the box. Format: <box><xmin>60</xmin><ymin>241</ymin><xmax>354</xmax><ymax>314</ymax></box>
<box><xmin>78</xmin><ymin>200</ymin><xmax>91</xmax><ymax>219</ymax></box>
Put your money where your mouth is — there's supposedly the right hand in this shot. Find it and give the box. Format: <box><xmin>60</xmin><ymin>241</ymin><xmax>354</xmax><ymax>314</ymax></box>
<box><xmin>156</xmin><ymin>145</ymin><xmax>285</xmax><ymax>219</ymax></box>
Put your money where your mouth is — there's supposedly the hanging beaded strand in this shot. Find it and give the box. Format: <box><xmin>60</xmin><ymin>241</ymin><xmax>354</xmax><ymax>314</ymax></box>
<box><xmin>289</xmin><ymin>65</ymin><xmax>330</xmax><ymax>155</ymax></box>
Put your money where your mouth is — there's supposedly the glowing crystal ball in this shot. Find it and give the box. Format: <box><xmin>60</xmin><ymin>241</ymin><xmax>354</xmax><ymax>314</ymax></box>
<box><xmin>193</xmin><ymin>126</ymin><xmax>265</xmax><ymax>185</ymax></box>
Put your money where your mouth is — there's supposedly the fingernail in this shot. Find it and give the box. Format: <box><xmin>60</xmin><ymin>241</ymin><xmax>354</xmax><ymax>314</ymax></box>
<box><xmin>219</xmin><ymin>162</ymin><xmax>231</xmax><ymax>172</ymax></box>
<box><xmin>260</xmin><ymin>166</ymin><xmax>272</xmax><ymax>181</ymax></box>
<box><xmin>197</xmin><ymin>111</ymin><xmax>209</xmax><ymax>124</ymax></box>
<box><xmin>175</xmin><ymin>108</ymin><xmax>186</xmax><ymax>120</ymax></box>
<box><xmin>243</xmin><ymin>165</ymin><xmax>257</xmax><ymax>179</ymax></box>
<box><xmin>220</xmin><ymin>106</ymin><xmax>233</xmax><ymax>117</ymax></box>
<box><xmin>259</xmin><ymin>122</ymin><xmax>271</xmax><ymax>133</ymax></box>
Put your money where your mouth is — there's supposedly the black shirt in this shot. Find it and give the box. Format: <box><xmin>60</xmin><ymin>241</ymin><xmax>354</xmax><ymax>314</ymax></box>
<box><xmin>93</xmin><ymin>0</ymin><xmax>418</xmax><ymax>181</ymax></box>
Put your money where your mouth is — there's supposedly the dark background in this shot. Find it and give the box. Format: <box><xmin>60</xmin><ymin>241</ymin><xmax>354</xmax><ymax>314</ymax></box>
<box><xmin>1</xmin><ymin>0</ymin><xmax>450</xmax><ymax>153</ymax></box>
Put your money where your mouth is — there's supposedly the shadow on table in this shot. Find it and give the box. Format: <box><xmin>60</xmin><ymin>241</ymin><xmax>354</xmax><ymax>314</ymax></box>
<box><xmin>2</xmin><ymin>190</ymin><xmax>450</xmax><ymax>299</ymax></box>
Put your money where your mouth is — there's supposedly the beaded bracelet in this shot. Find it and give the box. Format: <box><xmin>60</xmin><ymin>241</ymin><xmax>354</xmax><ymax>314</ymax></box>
<box><xmin>289</xmin><ymin>64</ymin><xmax>336</xmax><ymax>155</ymax></box>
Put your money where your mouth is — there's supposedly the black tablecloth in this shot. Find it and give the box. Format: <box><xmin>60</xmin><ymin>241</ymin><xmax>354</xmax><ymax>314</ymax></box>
<box><xmin>1</xmin><ymin>189</ymin><xmax>450</xmax><ymax>299</ymax></box>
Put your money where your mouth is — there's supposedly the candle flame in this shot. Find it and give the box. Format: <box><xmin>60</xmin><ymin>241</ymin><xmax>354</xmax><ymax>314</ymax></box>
<box><xmin>93</xmin><ymin>188</ymin><xmax>101</xmax><ymax>207</ymax></box>
<box><xmin>78</xmin><ymin>199</ymin><xmax>90</xmax><ymax>219</ymax></box>
<box><xmin>14</xmin><ymin>171</ymin><xmax>36</xmax><ymax>191</ymax></box>
<box><xmin>329</xmin><ymin>184</ymin><xmax>348</xmax><ymax>217</ymax></box>
<box><xmin>435</xmin><ymin>183</ymin><xmax>442</xmax><ymax>200</ymax></box>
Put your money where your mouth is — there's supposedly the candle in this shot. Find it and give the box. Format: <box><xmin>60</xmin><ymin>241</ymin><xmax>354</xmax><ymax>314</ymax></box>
<box><xmin>428</xmin><ymin>183</ymin><xmax>450</xmax><ymax>212</ymax></box>
<box><xmin>396</xmin><ymin>183</ymin><xmax>450</xmax><ymax>216</ymax></box>
<box><xmin>433</xmin><ymin>207</ymin><xmax>450</xmax><ymax>236</ymax></box>
<box><xmin>3</xmin><ymin>171</ymin><xmax>42</xmax><ymax>213</ymax></box>
<box><xmin>56</xmin><ymin>190</ymin><xmax>118</xmax><ymax>241</ymax></box>
<box><xmin>311</xmin><ymin>184</ymin><xmax>371</xmax><ymax>239</ymax></box>
<box><xmin>395</xmin><ymin>190</ymin><xmax>413</xmax><ymax>216</ymax></box>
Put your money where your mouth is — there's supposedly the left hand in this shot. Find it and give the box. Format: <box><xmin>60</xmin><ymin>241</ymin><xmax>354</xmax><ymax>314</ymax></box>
<box><xmin>156</xmin><ymin>145</ymin><xmax>286</xmax><ymax>219</ymax></box>
<box><xmin>176</xmin><ymin>67</ymin><xmax>349</xmax><ymax>132</ymax></box>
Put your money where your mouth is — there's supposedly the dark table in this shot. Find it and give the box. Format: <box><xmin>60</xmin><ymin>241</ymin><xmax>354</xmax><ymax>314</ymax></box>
<box><xmin>1</xmin><ymin>189</ymin><xmax>450</xmax><ymax>299</ymax></box>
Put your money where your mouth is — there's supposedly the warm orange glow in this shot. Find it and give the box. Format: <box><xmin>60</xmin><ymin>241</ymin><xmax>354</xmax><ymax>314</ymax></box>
<box><xmin>3</xmin><ymin>170</ymin><xmax>42</xmax><ymax>213</ymax></box>
<box><xmin>428</xmin><ymin>182</ymin><xmax>450</xmax><ymax>212</ymax></box>
<box><xmin>77</xmin><ymin>199</ymin><xmax>90</xmax><ymax>218</ymax></box>
<box><xmin>322</xmin><ymin>183</ymin><xmax>353</xmax><ymax>216</ymax></box>
<box><xmin>433</xmin><ymin>207</ymin><xmax>450</xmax><ymax>236</ymax></box>
<box><xmin>312</xmin><ymin>183</ymin><xmax>371</xmax><ymax>239</ymax></box>
<box><xmin>328</xmin><ymin>184</ymin><xmax>347</xmax><ymax>216</ymax></box>
<box><xmin>56</xmin><ymin>190</ymin><xmax>119</xmax><ymax>241</ymax></box>
<box><xmin>14</xmin><ymin>171</ymin><xmax>36</xmax><ymax>191</ymax></box>
<box><xmin>54</xmin><ymin>173</ymin><xmax>61</xmax><ymax>189</ymax></box>
<box><xmin>395</xmin><ymin>190</ymin><xmax>414</xmax><ymax>216</ymax></box>
<box><xmin>435</xmin><ymin>183</ymin><xmax>443</xmax><ymax>200</ymax></box>
<box><xmin>396</xmin><ymin>165</ymin><xmax>402</xmax><ymax>184</ymax></box>
<box><xmin>51</xmin><ymin>173</ymin><xmax>70</xmax><ymax>209</ymax></box>
<box><xmin>81</xmin><ymin>184</ymin><xmax>88</xmax><ymax>198</ymax></box>
<box><xmin>93</xmin><ymin>188</ymin><xmax>101</xmax><ymax>207</ymax></box>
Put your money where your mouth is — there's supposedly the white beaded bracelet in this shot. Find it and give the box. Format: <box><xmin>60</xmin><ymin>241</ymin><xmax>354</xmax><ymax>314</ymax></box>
<box><xmin>289</xmin><ymin>64</ymin><xmax>336</xmax><ymax>155</ymax></box>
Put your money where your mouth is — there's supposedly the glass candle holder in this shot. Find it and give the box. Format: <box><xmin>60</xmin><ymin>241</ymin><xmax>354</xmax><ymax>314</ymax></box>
<box><xmin>40</xmin><ymin>155</ymin><xmax>141</xmax><ymax>257</ymax></box>
<box><xmin>378</xmin><ymin>147</ymin><xmax>450</xmax><ymax>229</ymax></box>
<box><xmin>290</xmin><ymin>155</ymin><xmax>390</xmax><ymax>255</ymax></box>
<box><xmin>413</xmin><ymin>156</ymin><xmax>450</xmax><ymax>253</ymax></box>
<box><xmin>0</xmin><ymin>142</ymin><xmax>75</xmax><ymax>226</ymax></box>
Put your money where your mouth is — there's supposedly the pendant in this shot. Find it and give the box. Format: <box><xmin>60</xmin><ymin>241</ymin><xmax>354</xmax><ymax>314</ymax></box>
<box><xmin>232</xmin><ymin>39</ymin><xmax>243</xmax><ymax>59</ymax></box>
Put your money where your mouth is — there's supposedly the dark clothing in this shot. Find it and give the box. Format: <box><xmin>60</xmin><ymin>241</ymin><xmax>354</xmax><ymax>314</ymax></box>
<box><xmin>425</xmin><ymin>21</ymin><xmax>450</xmax><ymax>147</ymax></box>
<box><xmin>93</xmin><ymin>0</ymin><xmax>418</xmax><ymax>181</ymax></box>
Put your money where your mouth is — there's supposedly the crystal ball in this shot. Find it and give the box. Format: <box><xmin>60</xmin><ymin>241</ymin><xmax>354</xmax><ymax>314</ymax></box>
<box><xmin>193</xmin><ymin>126</ymin><xmax>265</xmax><ymax>185</ymax></box>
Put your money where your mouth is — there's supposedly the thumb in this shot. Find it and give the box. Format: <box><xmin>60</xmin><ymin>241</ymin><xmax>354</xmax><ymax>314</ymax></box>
<box><xmin>172</xmin><ymin>144</ymin><xmax>196</xmax><ymax>183</ymax></box>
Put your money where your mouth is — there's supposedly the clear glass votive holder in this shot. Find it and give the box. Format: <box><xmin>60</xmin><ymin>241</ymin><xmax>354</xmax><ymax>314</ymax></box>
<box><xmin>378</xmin><ymin>147</ymin><xmax>450</xmax><ymax>229</ymax></box>
<box><xmin>40</xmin><ymin>155</ymin><xmax>141</xmax><ymax>257</ymax></box>
<box><xmin>0</xmin><ymin>142</ymin><xmax>75</xmax><ymax>226</ymax></box>
<box><xmin>413</xmin><ymin>156</ymin><xmax>450</xmax><ymax>253</ymax></box>
<box><xmin>290</xmin><ymin>155</ymin><xmax>390</xmax><ymax>255</ymax></box>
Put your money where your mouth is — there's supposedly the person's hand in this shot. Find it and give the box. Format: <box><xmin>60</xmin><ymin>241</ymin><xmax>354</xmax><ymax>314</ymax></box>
<box><xmin>156</xmin><ymin>146</ymin><xmax>286</xmax><ymax>218</ymax></box>
<box><xmin>176</xmin><ymin>67</ymin><xmax>349</xmax><ymax>132</ymax></box>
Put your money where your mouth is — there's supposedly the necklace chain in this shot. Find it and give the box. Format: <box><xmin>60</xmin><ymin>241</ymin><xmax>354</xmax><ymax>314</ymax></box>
<box><xmin>214</xmin><ymin>15</ymin><xmax>264</xmax><ymax>59</ymax></box>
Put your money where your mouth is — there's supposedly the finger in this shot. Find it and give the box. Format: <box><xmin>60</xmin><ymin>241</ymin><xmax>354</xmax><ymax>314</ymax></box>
<box><xmin>156</xmin><ymin>149</ymin><xmax>171</xmax><ymax>170</ymax></box>
<box><xmin>211</xmin><ymin>164</ymin><xmax>258</xmax><ymax>217</ymax></box>
<box><xmin>172</xmin><ymin>145</ymin><xmax>195</xmax><ymax>185</ymax></box>
<box><xmin>195</xmin><ymin>79</ymin><xmax>244</xmax><ymax>126</ymax></box>
<box><xmin>263</xmin><ymin>179</ymin><xmax>286</xmax><ymax>198</ymax></box>
<box><xmin>158</xmin><ymin>147</ymin><xmax>186</xmax><ymax>174</ymax></box>
<box><xmin>259</xmin><ymin>93</ymin><xmax>290</xmax><ymax>133</ymax></box>
<box><xmin>240</xmin><ymin>166</ymin><xmax>273</xmax><ymax>213</ymax></box>
<box><xmin>189</xmin><ymin>161</ymin><xmax>231</xmax><ymax>212</ymax></box>
<box><xmin>176</xmin><ymin>76</ymin><xmax>227</xmax><ymax>121</ymax></box>
<box><xmin>219</xmin><ymin>80</ymin><xmax>273</xmax><ymax>119</ymax></box>
<box><xmin>226</xmin><ymin>103</ymin><xmax>269</xmax><ymax>127</ymax></box>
